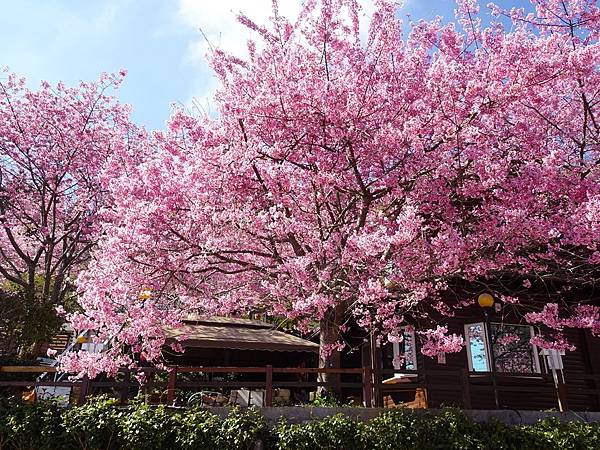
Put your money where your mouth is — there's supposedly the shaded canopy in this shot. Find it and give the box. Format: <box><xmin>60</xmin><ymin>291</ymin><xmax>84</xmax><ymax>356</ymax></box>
<box><xmin>165</xmin><ymin>317</ymin><xmax>319</xmax><ymax>353</ymax></box>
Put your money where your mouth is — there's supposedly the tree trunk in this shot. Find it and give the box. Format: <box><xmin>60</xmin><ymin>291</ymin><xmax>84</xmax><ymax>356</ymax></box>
<box><xmin>318</xmin><ymin>304</ymin><xmax>344</xmax><ymax>398</ymax></box>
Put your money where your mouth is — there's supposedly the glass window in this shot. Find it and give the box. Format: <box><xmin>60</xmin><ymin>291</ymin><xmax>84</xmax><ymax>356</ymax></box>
<box><xmin>491</xmin><ymin>324</ymin><xmax>540</xmax><ymax>374</ymax></box>
<box><xmin>465</xmin><ymin>323</ymin><xmax>490</xmax><ymax>372</ymax></box>
<box><xmin>465</xmin><ymin>322</ymin><xmax>542</xmax><ymax>374</ymax></box>
<box><xmin>383</xmin><ymin>328</ymin><xmax>418</xmax><ymax>373</ymax></box>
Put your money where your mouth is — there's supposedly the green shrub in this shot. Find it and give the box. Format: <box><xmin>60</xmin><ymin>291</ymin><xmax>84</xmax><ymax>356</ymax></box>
<box><xmin>217</xmin><ymin>407</ymin><xmax>268</xmax><ymax>450</ymax></box>
<box><xmin>275</xmin><ymin>413</ymin><xmax>369</xmax><ymax>450</ymax></box>
<box><xmin>477</xmin><ymin>419</ymin><xmax>537</xmax><ymax>450</ymax></box>
<box><xmin>363</xmin><ymin>408</ymin><xmax>486</xmax><ymax>450</ymax></box>
<box><xmin>415</xmin><ymin>408</ymin><xmax>486</xmax><ymax>449</ymax></box>
<box><xmin>62</xmin><ymin>396</ymin><xmax>123</xmax><ymax>450</ymax></box>
<box><xmin>522</xmin><ymin>417</ymin><xmax>600</xmax><ymax>450</ymax></box>
<box><xmin>1</xmin><ymin>395</ymin><xmax>599</xmax><ymax>450</ymax></box>
<box><xmin>0</xmin><ymin>397</ymin><xmax>65</xmax><ymax>450</ymax></box>
<box><xmin>119</xmin><ymin>403</ymin><xmax>178</xmax><ymax>450</ymax></box>
<box><xmin>366</xmin><ymin>409</ymin><xmax>422</xmax><ymax>450</ymax></box>
<box><xmin>175</xmin><ymin>407</ymin><xmax>221</xmax><ymax>450</ymax></box>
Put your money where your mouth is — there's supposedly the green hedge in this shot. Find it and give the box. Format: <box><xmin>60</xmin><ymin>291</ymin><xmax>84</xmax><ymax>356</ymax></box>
<box><xmin>0</xmin><ymin>397</ymin><xmax>599</xmax><ymax>450</ymax></box>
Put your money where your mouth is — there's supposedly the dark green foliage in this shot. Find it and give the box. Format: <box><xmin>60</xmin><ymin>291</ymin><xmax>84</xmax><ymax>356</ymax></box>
<box><xmin>0</xmin><ymin>396</ymin><xmax>599</xmax><ymax>450</ymax></box>
<box><xmin>365</xmin><ymin>409</ymin><xmax>427</xmax><ymax>449</ymax></box>
<box><xmin>175</xmin><ymin>407</ymin><xmax>220</xmax><ymax>450</ymax></box>
<box><xmin>0</xmin><ymin>277</ymin><xmax>70</xmax><ymax>358</ymax></box>
<box><xmin>525</xmin><ymin>417</ymin><xmax>600</xmax><ymax>450</ymax></box>
<box><xmin>119</xmin><ymin>403</ymin><xmax>178</xmax><ymax>450</ymax></box>
<box><xmin>275</xmin><ymin>413</ymin><xmax>369</xmax><ymax>450</ymax></box>
<box><xmin>0</xmin><ymin>397</ymin><xmax>65</xmax><ymax>450</ymax></box>
<box><xmin>217</xmin><ymin>407</ymin><xmax>268</xmax><ymax>450</ymax></box>
<box><xmin>62</xmin><ymin>396</ymin><xmax>123</xmax><ymax>450</ymax></box>
<box><xmin>275</xmin><ymin>408</ymin><xmax>600</xmax><ymax>450</ymax></box>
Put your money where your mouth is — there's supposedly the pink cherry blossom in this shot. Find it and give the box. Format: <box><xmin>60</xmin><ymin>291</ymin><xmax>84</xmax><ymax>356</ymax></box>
<box><xmin>419</xmin><ymin>326</ymin><xmax>465</xmax><ymax>357</ymax></box>
<box><xmin>0</xmin><ymin>69</ymin><xmax>142</xmax><ymax>357</ymax></box>
<box><xmin>62</xmin><ymin>0</ymin><xmax>600</xmax><ymax>377</ymax></box>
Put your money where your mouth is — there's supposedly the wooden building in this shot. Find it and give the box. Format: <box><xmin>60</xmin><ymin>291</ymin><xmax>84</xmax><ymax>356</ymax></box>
<box><xmin>343</xmin><ymin>295</ymin><xmax>600</xmax><ymax>411</ymax></box>
<box><xmin>163</xmin><ymin>316</ymin><xmax>318</xmax><ymax>368</ymax></box>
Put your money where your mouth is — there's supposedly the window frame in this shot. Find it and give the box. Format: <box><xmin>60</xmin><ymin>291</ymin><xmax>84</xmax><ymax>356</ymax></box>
<box><xmin>464</xmin><ymin>322</ymin><xmax>491</xmax><ymax>373</ymax></box>
<box><xmin>464</xmin><ymin>322</ymin><xmax>545</xmax><ymax>374</ymax></box>
<box><xmin>388</xmin><ymin>327</ymin><xmax>418</xmax><ymax>378</ymax></box>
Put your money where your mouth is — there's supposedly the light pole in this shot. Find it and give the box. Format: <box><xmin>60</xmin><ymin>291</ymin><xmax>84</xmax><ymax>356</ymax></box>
<box><xmin>478</xmin><ymin>293</ymin><xmax>499</xmax><ymax>409</ymax></box>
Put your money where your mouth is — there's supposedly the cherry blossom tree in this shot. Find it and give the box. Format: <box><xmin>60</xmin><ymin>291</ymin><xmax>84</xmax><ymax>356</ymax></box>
<box><xmin>0</xmin><ymin>70</ymin><xmax>141</xmax><ymax>356</ymax></box>
<box><xmin>65</xmin><ymin>0</ymin><xmax>600</xmax><ymax>378</ymax></box>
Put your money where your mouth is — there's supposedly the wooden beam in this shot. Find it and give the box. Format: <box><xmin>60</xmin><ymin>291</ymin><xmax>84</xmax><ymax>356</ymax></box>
<box><xmin>77</xmin><ymin>375</ymin><xmax>90</xmax><ymax>406</ymax></box>
<box><xmin>166</xmin><ymin>368</ymin><xmax>177</xmax><ymax>405</ymax></box>
<box><xmin>363</xmin><ymin>366</ymin><xmax>373</xmax><ymax>407</ymax></box>
<box><xmin>119</xmin><ymin>371</ymin><xmax>131</xmax><ymax>405</ymax></box>
<box><xmin>0</xmin><ymin>366</ymin><xmax>56</xmax><ymax>373</ymax></box>
<box><xmin>265</xmin><ymin>365</ymin><xmax>273</xmax><ymax>407</ymax></box>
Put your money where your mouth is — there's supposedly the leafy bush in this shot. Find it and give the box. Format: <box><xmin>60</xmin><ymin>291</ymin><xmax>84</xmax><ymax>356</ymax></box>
<box><xmin>523</xmin><ymin>417</ymin><xmax>600</xmax><ymax>450</ymax></box>
<box><xmin>238</xmin><ymin>408</ymin><xmax>600</xmax><ymax>450</ymax></box>
<box><xmin>175</xmin><ymin>407</ymin><xmax>221</xmax><ymax>450</ymax></box>
<box><xmin>0</xmin><ymin>396</ymin><xmax>599</xmax><ymax>450</ymax></box>
<box><xmin>119</xmin><ymin>403</ymin><xmax>178</xmax><ymax>450</ymax></box>
<box><xmin>0</xmin><ymin>397</ymin><xmax>65</xmax><ymax>450</ymax></box>
<box><xmin>217</xmin><ymin>407</ymin><xmax>268</xmax><ymax>450</ymax></box>
<box><xmin>411</xmin><ymin>408</ymin><xmax>486</xmax><ymax>449</ymax></box>
<box><xmin>62</xmin><ymin>396</ymin><xmax>123</xmax><ymax>450</ymax></box>
<box><xmin>276</xmin><ymin>413</ymin><xmax>369</xmax><ymax>450</ymax></box>
<box><xmin>308</xmin><ymin>392</ymin><xmax>344</xmax><ymax>407</ymax></box>
<box><xmin>366</xmin><ymin>409</ymin><xmax>423</xmax><ymax>449</ymax></box>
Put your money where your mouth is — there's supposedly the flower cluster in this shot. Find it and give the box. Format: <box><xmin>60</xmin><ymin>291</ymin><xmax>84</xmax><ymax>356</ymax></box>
<box><xmin>56</xmin><ymin>0</ymin><xmax>600</xmax><ymax>376</ymax></box>
<box><xmin>419</xmin><ymin>326</ymin><xmax>465</xmax><ymax>357</ymax></box>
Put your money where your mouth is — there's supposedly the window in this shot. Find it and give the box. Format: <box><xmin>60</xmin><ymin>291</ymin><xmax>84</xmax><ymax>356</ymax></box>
<box><xmin>465</xmin><ymin>323</ymin><xmax>490</xmax><ymax>372</ymax></box>
<box><xmin>465</xmin><ymin>322</ymin><xmax>543</xmax><ymax>374</ymax></box>
<box><xmin>383</xmin><ymin>328</ymin><xmax>418</xmax><ymax>374</ymax></box>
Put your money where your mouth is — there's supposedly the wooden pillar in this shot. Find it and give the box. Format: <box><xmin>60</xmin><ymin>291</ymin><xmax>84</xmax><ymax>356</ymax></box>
<box><xmin>461</xmin><ymin>368</ymin><xmax>472</xmax><ymax>409</ymax></box>
<box><xmin>556</xmin><ymin>376</ymin><xmax>569</xmax><ymax>412</ymax></box>
<box><xmin>422</xmin><ymin>366</ymin><xmax>430</xmax><ymax>407</ymax></box>
<box><xmin>166</xmin><ymin>367</ymin><xmax>177</xmax><ymax>405</ymax></box>
<box><xmin>265</xmin><ymin>365</ymin><xmax>273</xmax><ymax>407</ymax></box>
<box><xmin>369</xmin><ymin>333</ymin><xmax>384</xmax><ymax>407</ymax></box>
<box><xmin>77</xmin><ymin>375</ymin><xmax>90</xmax><ymax>406</ymax></box>
<box><xmin>120</xmin><ymin>371</ymin><xmax>131</xmax><ymax>404</ymax></box>
<box><xmin>143</xmin><ymin>370</ymin><xmax>154</xmax><ymax>402</ymax></box>
<box><xmin>362</xmin><ymin>366</ymin><xmax>373</xmax><ymax>407</ymax></box>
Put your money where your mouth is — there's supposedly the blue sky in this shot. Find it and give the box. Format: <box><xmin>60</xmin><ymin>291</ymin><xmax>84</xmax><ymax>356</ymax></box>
<box><xmin>0</xmin><ymin>0</ymin><xmax>529</xmax><ymax>131</ymax></box>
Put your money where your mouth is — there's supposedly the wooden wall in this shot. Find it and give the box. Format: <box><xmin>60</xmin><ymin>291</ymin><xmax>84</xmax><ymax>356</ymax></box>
<box><xmin>349</xmin><ymin>304</ymin><xmax>600</xmax><ymax>411</ymax></box>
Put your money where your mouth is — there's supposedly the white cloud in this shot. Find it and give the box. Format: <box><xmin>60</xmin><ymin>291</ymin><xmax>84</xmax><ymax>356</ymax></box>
<box><xmin>177</xmin><ymin>0</ymin><xmax>301</xmax><ymax>62</ymax></box>
<box><xmin>175</xmin><ymin>0</ymin><xmax>378</xmax><ymax>112</ymax></box>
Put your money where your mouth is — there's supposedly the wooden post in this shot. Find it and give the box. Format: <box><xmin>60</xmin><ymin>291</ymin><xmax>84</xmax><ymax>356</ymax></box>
<box><xmin>461</xmin><ymin>368</ymin><xmax>472</xmax><ymax>409</ymax></box>
<box><xmin>556</xmin><ymin>375</ymin><xmax>569</xmax><ymax>412</ymax></box>
<box><xmin>363</xmin><ymin>366</ymin><xmax>373</xmax><ymax>407</ymax></box>
<box><xmin>422</xmin><ymin>366</ymin><xmax>430</xmax><ymax>407</ymax></box>
<box><xmin>120</xmin><ymin>371</ymin><xmax>130</xmax><ymax>404</ymax></box>
<box><xmin>582</xmin><ymin>331</ymin><xmax>600</xmax><ymax>409</ymax></box>
<box><xmin>77</xmin><ymin>375</ymin><xmax>90</xmax><ymax>406</ymax></box>
<box><xmin>166</xmin><ymin>367</ymin><xmax>177</xmax><ymax>405</ymax></box>
<box><xmin>143</xmin><ymin>370</ymin><xmax>154</xmax><ymax>402</ymax></box>
<box><xmin>265</xmin><ymin>365</ymin><xmax>273</xmax><ymax>407</ymax></box>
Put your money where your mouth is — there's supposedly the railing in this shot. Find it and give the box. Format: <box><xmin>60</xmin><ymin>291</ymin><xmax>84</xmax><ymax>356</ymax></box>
<box><xmin>0</xmin><ymin>365</ymin><xmax>370</xmax><ymax>407</ymax></box>
<box><xmin>2</xmin><ymin>365</ymin><xmax>600</xmax><ymax>411</ymax></box>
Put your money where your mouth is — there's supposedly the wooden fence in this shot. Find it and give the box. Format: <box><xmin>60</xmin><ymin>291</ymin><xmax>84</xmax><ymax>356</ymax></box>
<box><xmin>2</xmin><ymin>365</ymin><xmax>600</xmax><ymax>411</ymax></box>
